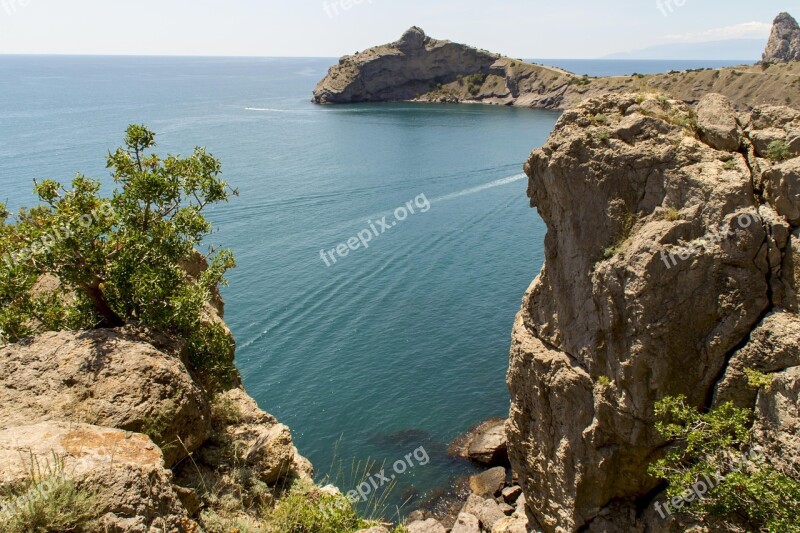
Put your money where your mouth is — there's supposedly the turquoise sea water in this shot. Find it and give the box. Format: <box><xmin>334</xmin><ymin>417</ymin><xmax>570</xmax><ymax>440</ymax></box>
<box><xmin>0</xmin><ymin>56</ymin><xmax>741</xmax><ymax>513</ymax></box>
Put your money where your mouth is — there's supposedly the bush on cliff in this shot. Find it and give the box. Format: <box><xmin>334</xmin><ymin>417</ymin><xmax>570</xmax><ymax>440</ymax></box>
<box><xmin>0</xmin><ymin>125</ymin><xmax>238</xmax><ymax>383</ymax></box>
<box><xmin>649</xmin><ymin>395</ymin><xmax>800</xmax><ymax>532</ymax></box>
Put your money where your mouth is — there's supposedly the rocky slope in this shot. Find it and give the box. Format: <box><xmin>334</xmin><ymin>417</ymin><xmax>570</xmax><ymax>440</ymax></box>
<box><xmin>0</xmin><ymin>278</ymin><xmax>313</xmax><ymax>531</ymax></box>
<box><xmin>314</xmin><ymin>21</ymin><xmax>800</xmax><ymax>111</ymax></box>
<box><xmin>507</xmin><ymin>93</ymin><xmax>800</xmax><ymax>531</ymax></box>
<box><xmin>763</xmin><ymin>12</ymin><xmax>800</xmax><ymax>63</ymax></box>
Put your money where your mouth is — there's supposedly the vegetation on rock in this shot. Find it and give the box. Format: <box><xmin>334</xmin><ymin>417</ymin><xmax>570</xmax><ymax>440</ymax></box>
<box><xmin>650</xmin><ymin>395</ymin><xmax>800</xmax><ymax>532</ymax></box>
<box><xmin>0</xmin><ymin>125</ymin><xmax>238</xmax><ymax>384</ymax></box>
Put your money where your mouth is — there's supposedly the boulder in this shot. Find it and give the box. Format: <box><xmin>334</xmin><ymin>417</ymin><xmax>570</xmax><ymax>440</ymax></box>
<box><xmin>0</xmin><ymin>329</ymin><xmax>210</xmax><ymax>467</ymax></box>
<box><xmin>491</xmin><ymin>516</ymin><xmax>530</xmax><ymax>533</ymax></box>
<box><xmin>462</xmin><ymin>494</ymin><xmax>506</xmax><ymax>531</ymax></box>
<box><xmin>501</xmin><ymin>485</ymin><xmax>523</xmax><ymax>504</ymax></box>
<box><xmin>450</xmin><ymin>512</ymin><xmax>481</xmax><ymax>533</ymax></box>
<box><xmin>696</xmin><ymin>93</ymin><xmax>741</xmax><ymax>152</ymax></box>
<box><xmin>0</xmin><ymin>421</ymin><xmax>188</xmax><ymax>532</ymax></box>
<box><xmin>407</xmin><ymin>518</ymin><xmax>447</xmax><ymax>533</ymax></box>
<box><xmin>763</xmin><ymin>158</ymin><xmax>800</xmax><ymax>225</ymax></box>
<box><xmin>469</xmin><ymin>466</ymin><xmax>506</xmax><ymax>498</ymax></box>
<box><xmin>763</xmin><ymin>12</ymin><xmax>800</xmax><ymax>63</ymax></box>
<box><xmin>449</xmin><ymin>418</ymin><xmax>509</xmax><ymax>467</ymax></box>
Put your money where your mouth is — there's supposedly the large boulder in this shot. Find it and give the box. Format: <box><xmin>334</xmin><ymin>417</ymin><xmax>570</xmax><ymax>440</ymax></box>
<box><xmin>508</xmin><ymin>93</ymin><xmax>799</xmax><ymax>531</ymax></box>
<box><xmin>449</xmin><ymin>418</ymin><xmax>509</xmax><ymax>467</ymax></box>
<box><xmin>763</xmin><ymin>12</ymin><xmax>800</xmax><ymax>63</ymax></box>
<box><xmin>696</xmin><ymin>93</ymin><xmax>742</xmax><ymax>151</ymax></box>
<box><xmin>0</xmin><ymin>329</ymin><xmax>210</xmax><ymax>466</ymax></box>
<box><xmin>0</xmin><ymin>421</ymin><xmax>189</xmax><ymax>532</ymax></box>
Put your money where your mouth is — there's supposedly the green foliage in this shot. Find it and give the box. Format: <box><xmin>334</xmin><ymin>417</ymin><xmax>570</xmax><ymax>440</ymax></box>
<box><xmin>766</xmin><ymin>140</ymin><xmax>792</xmax><ymax>162</ymax></box>
<box><xmin>264</xmin><ymin>480</ymin><xmax>373</xmax><ymax>533</ymax></box>
<box><xmin>569</xmin><ymin>75</ymin><xmax>592</xmax><ymax>86</ymax></box>
<box><xmin>467</xmin><ymin>84</ymin><xmax>479</xmax><ymax>96</ymax></box>
<box><xmin>662</xmin><ymin>208</ymin><xmax>682</xmax><ymax>222</ymax></box>
<box><xmin>649</xmin><ymin>396</ymin><xmax>800</xmax><ymax>532</ymax></box>
<box><xmin>597</xmin><ymin>375</ymin><xmax>611</xmax><ymax>387</ymax></box>
<box><xmin>723</xmin><ymin>159</ymin><xmax>738</xmax><ymax>171</ymax></box>
<box><xmin>0</xmin><ymin>457</ymin><xmax>101</xmax><ymax>533</ymax></box>
<box><xmin>744</xmin><ymin>369</ymin><xmax>774</xmax><ymax>391</ymax></box>
<box><xmin>593</xmin><ymin>114</ymin><xmax>609</xmax><ymax>124</ymax></box>
<box><xmin>0</xmin><ymin>125</ymin><xmax>238</xmax><ymax>384</ymax></box>
<box><xmin>596</xmin><ymin>129</ymin><xmax>611</xmax><ymax>144</ymax></box>
<box><xmin>466</xmin><ymin>72</ymin><xmax>486</xmax><ymax>86</ymax></box>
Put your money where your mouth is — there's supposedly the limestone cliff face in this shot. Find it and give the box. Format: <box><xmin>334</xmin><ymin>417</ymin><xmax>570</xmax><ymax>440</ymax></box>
<box><xmin>0</xmin><ymin>275</ymin><xmax>312</xmax><ymax>531</ymax></box>
<box><xmin>507</xmin><ymin>94</ymin><xmax>800</xmax><ymax>532</ymax></box>
<box><xmin>314</xmin><ymin>24</ymin><xmax>800</xmax><ymax>111</ymax></box>
<box><xmin>763</xmin><ymin>12</ymin><xmax>800</xmax><ymax>63</ymax></box>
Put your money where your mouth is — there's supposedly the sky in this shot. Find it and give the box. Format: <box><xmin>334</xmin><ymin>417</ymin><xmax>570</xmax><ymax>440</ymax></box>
<box><xmin>0</xmin><ymin>0</ymin><xmax>793</xmax><ymax>58</ymax></box>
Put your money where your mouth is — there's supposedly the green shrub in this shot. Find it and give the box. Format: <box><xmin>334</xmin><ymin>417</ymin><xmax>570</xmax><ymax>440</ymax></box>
<box><xmin>1</xmin><ymin>458</ymin><xmax>100</xmax><ymax>533</ymax></box>
<box><xmin>0</xmin><ymin>125</ymin><xmax>238</xmax><ymax>386</ymax></box>
<box><xmin>765</xmin><ymin>140</ymin><xmax>791</xmax><ymax>162</ymax></box>
<box><xmin>264</xmin><ymin>480</ymin><xmax>373</xmax><ymax>533</ymax></box>
<box><xmin>649</xmin><ymin>395</ymin><xmax>800</xmax><ymax>532</ymax></box>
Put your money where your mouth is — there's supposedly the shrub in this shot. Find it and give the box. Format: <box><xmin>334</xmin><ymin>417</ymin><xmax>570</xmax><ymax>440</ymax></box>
<box><xmin>0</xmin><ymin>125</ymin><xmax>238</xmax><ymax>386</ymax></box>
<box><xmin>662</xmin><ymin>208</ymin><xmax>681</xmax><ymax>222</ymax></box>
<box><xmin>1</xmin><ymin>458</ymin><xmax>100</xmax><ymax>533</ymax></box>
<box><xmin>264</xmin><ymin>480</ymin><xmax>373</xmax><ymax>533</ymax></box>
<box><xmin>765</xmin><ymin>140</ymin><xmax>791</xmax><ymax>162</ymax></box>
<box><xmin>649</xmin><ymin>395</ymin><xmax>800</xmax><ymax>532</ymax></box>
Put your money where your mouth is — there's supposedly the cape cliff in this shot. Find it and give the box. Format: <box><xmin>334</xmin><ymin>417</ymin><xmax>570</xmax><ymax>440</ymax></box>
<box><xmin>508</xmin><ymin>93</ymin><xmax>800</xmax><ymax>532</ymax></box>
<box><xmin>313</xmin><ymin>23</ymin><xmax>800</xmax><ymax>111</ymax></box>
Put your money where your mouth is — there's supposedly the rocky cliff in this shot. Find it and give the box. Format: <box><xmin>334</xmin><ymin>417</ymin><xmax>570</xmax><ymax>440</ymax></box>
<box><xmin>314</xmin><ymin>24</ymin><xmax>800</xmax><ymax>111</ymax></box>
<box><xmin>763</xmin><ymin>12</ymin><xmax>800</xmax><ymax>63</ymax></box>
<box><xmin>0</xmin><ymin>270</ymin><xmax>313</xmax><ymax>531</ymax></box>
<box><xmin>507</xmin><ymin>93</ymin><xmax>800</xmax><ymax>531</ymax></box>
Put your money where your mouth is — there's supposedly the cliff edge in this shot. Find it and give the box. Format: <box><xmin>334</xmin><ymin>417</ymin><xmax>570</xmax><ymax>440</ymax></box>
<box><xmin>507</xmin><ymin>93</ymin><xmax>800</xmax><ymax>531</ymax></box>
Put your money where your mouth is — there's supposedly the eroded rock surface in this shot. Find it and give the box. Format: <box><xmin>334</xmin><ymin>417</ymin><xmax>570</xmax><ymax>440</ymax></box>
<box><xmin>0</xmin><ymin>328</ymin><xmax>210</xmax><ymax>466</ymax></box>
<box><xmin>763</xmin><ymin>12</ymin><xmax>800</xmax><ymax>63</ymax></box>
<box><xmin>507</xmin><ymin>93</ymin><xmax>800</xmax><ymax>531</ymax></box>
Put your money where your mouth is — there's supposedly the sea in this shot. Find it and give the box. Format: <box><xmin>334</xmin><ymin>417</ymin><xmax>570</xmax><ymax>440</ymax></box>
<box><xmin>0</xmin><ymin>56</ymin><xmax>750</xmax><ymax>516</ymax></box>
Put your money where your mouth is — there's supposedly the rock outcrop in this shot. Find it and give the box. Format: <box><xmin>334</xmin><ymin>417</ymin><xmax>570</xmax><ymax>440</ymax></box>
<box><xmin>507</xmin><ymin>93</ymin><xmax>800</xmax><ymax>531</ymax></box>
<box><xmin>0</xmin><ymin>421</ymin><xmax>187</xmax><ymax>532</ymax></box>
<box><xmin>314</xmin><ymin>23</ymin><xmax>800</xmax><ymax>111</ymax></box>
<box><xmin>763</xmin><ymin>12</ymin><xmax>800</xmax><ymax>63</ymax></box>
<box><xmin>0</xmin><ymin>327</ymin><xmax>312</xmax><ymax>531</ymax></box>
<box><xmin>313</xmin><ymin>27</ymin><xmax>501</xmax><ymax>104</ymax></box>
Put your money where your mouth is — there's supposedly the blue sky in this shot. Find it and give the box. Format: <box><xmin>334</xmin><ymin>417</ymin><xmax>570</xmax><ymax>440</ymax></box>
<box><xmin>0</xmin><ymin>0</ymin><xmax>793</xmax><ymax>57</ymax></box>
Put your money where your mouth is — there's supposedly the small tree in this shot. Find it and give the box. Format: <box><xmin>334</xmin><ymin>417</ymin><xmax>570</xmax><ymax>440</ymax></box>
<box><xmin>0</xmin><ymin>125</ymin><xmax>238</xmax><ymax>382</ymax></box>
<box><xmin>649</xmin><ymin>395</ymin><xmax>800</xmax><ymax>532</ymax></box>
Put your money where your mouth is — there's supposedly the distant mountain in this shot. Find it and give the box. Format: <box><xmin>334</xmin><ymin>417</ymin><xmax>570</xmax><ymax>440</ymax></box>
<box><xmin>603</xmin><ymin>39</ymin><xmax>763</xmax><ymax>60</ymax></box>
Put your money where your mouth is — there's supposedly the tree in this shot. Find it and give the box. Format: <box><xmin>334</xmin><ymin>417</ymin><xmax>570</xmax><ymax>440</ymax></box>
<box><xmin>649</xmin><ymin>395</ymin><xmax>800</xmax><ymax>532</ymax></box>
<box><xmin>0</xmin><ymin>125</ymin><xmax>238</xmax><ymax>383</ymax></box>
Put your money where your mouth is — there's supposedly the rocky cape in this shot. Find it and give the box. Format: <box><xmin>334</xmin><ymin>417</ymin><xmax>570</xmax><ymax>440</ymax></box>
<box><xmin>507</xmin><ymin>93</ymin><xmax>800</xmax><ymax>531</ymax></box>
<box><xmin>313</xmin><ymin>22</ymin><xmax>800</xmax><ymax>111</ymax></box>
